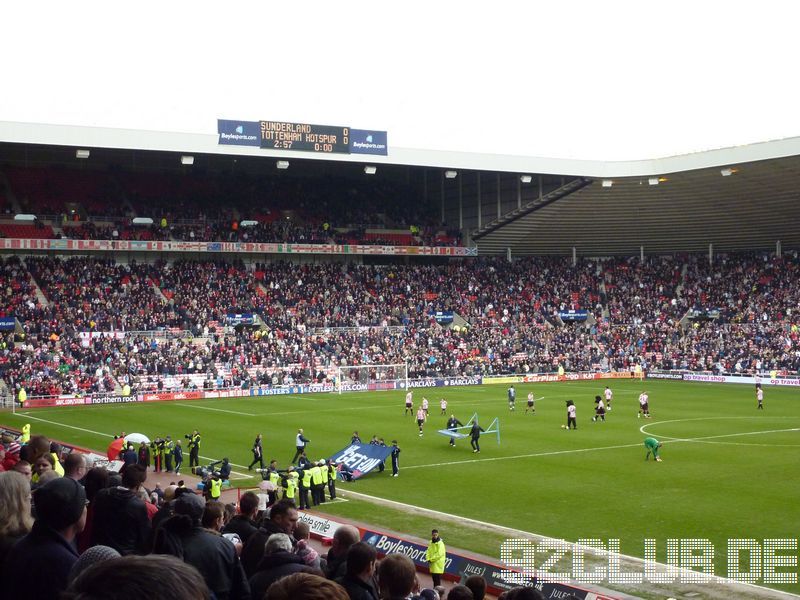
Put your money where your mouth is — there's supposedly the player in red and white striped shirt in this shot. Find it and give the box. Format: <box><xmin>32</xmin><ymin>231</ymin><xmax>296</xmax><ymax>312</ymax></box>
<box><xmin>404</xmin><ymin>391</ymin><xmax>413</xmax><ymax>416</ymax></box>
<box><xmin>416</xmin><ymin>407</ymin><xmax>427</xmax><ymax>436</ymax></box>
<box><xmin>638</xmin><ymin>391</ymin><xmax>650</xmax><ymax>418</ymax></box>
<box><xmin>756</xmin><ymin>385</ymin><xmax>764</xmax><ymax>410</ymax></box>
<box><xmin>604</xmin><ymin>386</ymin><xmax>613</xmax><ymax>412</ymax></box>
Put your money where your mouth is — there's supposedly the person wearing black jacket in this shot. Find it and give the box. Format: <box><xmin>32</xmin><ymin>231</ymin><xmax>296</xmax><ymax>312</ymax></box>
<box><xmin>291</xmin><ymin>429</ymin><xmax>310</xmax><ymax>464</ymax></box>
<box><xmin>470</xmin><ymin>420</ymin><xmax>486</xmax><ymax>453</ymax></box>
<box><xmin>324</xmin><ymin>524</ymin><xmax>361</xmax><ymax>580</ymax></box>
<box><xmin>248</xmin><ymin>434</ymin><xmax>264</xmax><ymax>471</ymax></box>
<box><xmin>248</xmin><ymin>533</ymin><xmax>306</xmax><ymax>600</ymax></box>
<box><xmin>446</xmin><ymin>414</ymin><xmax>463</xmax><ymax>447</ymax></box>
<box><xmin>2</xmin><ymin>477</ymin><xmax>87</xmax><ymax>600</ymax></box>
<box><xmin>335</xmin><ymin>542</ymin><xmax>379</xmax><ymax>600</ymax></box>
<box><xmin>222</xmin><ymin>491</ymin><xmax>260</xmax><ymax>545</ymax></box>
<box><xmin>186</xmin><ymin>430</ymin><xmax>201</xmax><ymax>474</ymax></box>
<box><xmin>90</xmin><ymin>464</ymin><xmax>150</xmax><ymax>555</ymax></box>
<box><xmin>239</xmin><ymin>499</ymin><xmax>299</xmax><ymax>578</ymax></box>
<box><xmin>153</xmin><ymin>492</ymin><xmax>250</xmax><ymax>600</ymax></box>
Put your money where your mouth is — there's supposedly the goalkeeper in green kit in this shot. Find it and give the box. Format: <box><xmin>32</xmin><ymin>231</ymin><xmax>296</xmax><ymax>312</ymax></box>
<box><xmin>644</xmin><ymin>437</ymin><xmax>662</xmax><ymax>461</ymax></box>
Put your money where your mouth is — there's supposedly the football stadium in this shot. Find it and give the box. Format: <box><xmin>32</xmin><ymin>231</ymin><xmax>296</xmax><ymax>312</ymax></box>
<box><xmin>1</xmin><ymin>4</ymin><xmax>800</xmax><ymax>600</ymax></box>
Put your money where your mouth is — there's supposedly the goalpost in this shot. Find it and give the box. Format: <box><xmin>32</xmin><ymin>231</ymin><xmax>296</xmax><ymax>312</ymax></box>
<box><xmin>0</xmin><ymin>395</ymin><xmax>16</xmax><ymax>413</ymax></box>
<box><xmin>336</xmin><ymin>361</ymin><xmax>409</xmax><ymax>394</ymax></box>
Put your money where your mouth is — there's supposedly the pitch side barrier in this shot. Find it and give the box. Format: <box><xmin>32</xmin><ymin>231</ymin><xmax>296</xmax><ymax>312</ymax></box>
<box><xmin>648</xmin><ymin>370</ymin><xmax>800</xmax><ymax>386</ymax></box>
<box><xmin>8</xmin><ymin>372</ymin><xmax>648</xmax><ymax>410</ymax></box>
<box><xmin>482</xmin><ymin>372</ymin><xmax>636</xmax><ymax>385</ymax></box>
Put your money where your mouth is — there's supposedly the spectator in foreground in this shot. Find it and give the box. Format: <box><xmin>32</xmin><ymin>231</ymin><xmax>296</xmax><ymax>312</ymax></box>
<box><xmin>464</xmin><ymin>575</ymin><xmax>487</xmax><ymax>600</ymax></box>
<box><xmin>67</xmin><ymin>544</ymin><xmax>121</xmax><ymax>584</ymax></box>
<box><xmin>240</xmin><ymin>498</ymin><xmax>299</xmax><ymax>577</ymax></box>
<box><xmin>248</xmin><ymin>532</ymin><xmax>307</xmax><ymax>600</ymax></box>
<box><xmin>0</xmin><ymin>471</ymin><xmax>34</xmax><ymax>565</ymax></box>
<box><xmin>223</xmin><ymin>490</ymin><xmax>261</xmax><ymax>545</ymax></box>
<box><xmin>446</xmin><ymin>585</ymin><xmax>474</xmax><ymax>600</ymax></box>
<box><xmin>497</xmin><ymin>587</ymin><xmax>545</xmax><ymax>600</ymax></box>
<box><xmin>153</xmin><ymin>491</ymin><xmax>250</xmax><ymax>600</ymax></box>
<box><xmin>90</xmin><ymin>463</ymin><xmax>150</xmax><ymax>555</ymax></box>
<box><xmin>294</xmin><ymin>521</ymin><xmax>321</xmax><ymax>569</ymax></box>
<box><xmin>265</xmin><ymin>572</ymin><xmax>349</xmax><ymax>600</ymax></box>
<box><xmin>324</xmin><ymin>524</ymin><xmax>361</xmax><ymax>579</ymax></box>
<box><xmin>335</xmin><ymin>541</ymin><xmax>379</xmax><ymax>600</ymax></box>
<box><xmin>62</xmin><ymin>554</ymin><xmax>211</xmax><ymax>600</ymax></box>
<box><xmin>1</xmin><ymin>476</ymin><xmax>87</xmax><ymax>599</ymax></box>
<box><xmin>377</xmin><ymin>553</ymin><xmax>419</xmax><ymax>600</ymax></box>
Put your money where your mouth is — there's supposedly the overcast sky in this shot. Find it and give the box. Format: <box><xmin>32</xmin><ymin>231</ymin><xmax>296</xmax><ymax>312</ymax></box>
<box><xmin>2</xmin><ymin>1</ymin><xmax>799</xmax><ymax>161</ymax></box>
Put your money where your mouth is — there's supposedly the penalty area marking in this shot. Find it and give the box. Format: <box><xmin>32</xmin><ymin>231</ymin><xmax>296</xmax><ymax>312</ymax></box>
<box><xmin>640</xmin><ymin>416</ymin><xmax>800</xmax><ymax>447</ymax></box>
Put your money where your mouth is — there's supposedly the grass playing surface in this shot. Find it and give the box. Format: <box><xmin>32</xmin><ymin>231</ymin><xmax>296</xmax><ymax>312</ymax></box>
<box><xmin>3</xmin><ymin>379</ymin><xmax>799</xmax><ymax>594</ymax></box>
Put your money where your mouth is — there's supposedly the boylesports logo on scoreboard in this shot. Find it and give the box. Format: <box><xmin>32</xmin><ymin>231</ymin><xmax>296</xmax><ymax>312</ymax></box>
<box><xmin>217</xmin><ymin>119</ymin><xmax>260</xmax><ymax>146</ymax></box>
<box><xmin>349</xmin><ymin>129</ymin><xmax>388</xmax><ymax>155</ymax></box>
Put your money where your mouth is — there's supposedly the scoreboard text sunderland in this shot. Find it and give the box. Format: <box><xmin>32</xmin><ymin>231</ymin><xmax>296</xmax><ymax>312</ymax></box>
<box><xmin>259</xmin><ymin>121</ymin><xmax>349</xmax><ymax>154</ymax></box>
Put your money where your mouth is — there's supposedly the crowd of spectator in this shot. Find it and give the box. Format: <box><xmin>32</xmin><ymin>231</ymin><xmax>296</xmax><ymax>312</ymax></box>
<box><xmin>4</xmin><ymin>165</ymin><xmax>463</xmax><ymax>247</ymax></box>
<box><xmin>1</xmin><ymin>251</ymin><xmax>799</xmax><ymax>397</ymax></box>
<box><xmin>0</xmin><ymin>430</ymin><xmax>537</xmax><ymax>599</ymax></box>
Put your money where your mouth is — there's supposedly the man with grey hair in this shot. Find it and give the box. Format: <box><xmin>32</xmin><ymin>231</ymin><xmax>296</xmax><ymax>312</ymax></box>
<box><xmin>324</xmin><ymin>524</ymin><xmax>361</xmax><ymax>580</ymax></box>
<box><xmin>248</xmin><ymin>532</ymin><xmax>307</xmax><ymax>600</ymax></box>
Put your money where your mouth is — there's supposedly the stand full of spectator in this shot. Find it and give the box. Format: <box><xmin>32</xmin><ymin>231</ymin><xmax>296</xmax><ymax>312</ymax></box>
<box><xmin>1</xmin><ymin>476</ymin><xmax>87</xmax><ymax>599</ymax></box>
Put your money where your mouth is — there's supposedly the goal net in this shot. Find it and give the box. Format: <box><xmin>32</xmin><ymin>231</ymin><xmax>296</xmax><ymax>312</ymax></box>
<box><xmin>0</xmin><ymin>395</ymin><xmax>16</xmax><ymax>413</ymax></box>
<box><xmin>336</xmin><ymin>362</ymin><xmax>408</xmax><ymax>394</ymax></box>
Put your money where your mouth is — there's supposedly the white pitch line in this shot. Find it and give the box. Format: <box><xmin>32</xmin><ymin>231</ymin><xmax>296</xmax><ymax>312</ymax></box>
<box><xmin>16</xmin><ymin>413</ymin><xmax>113</xmax><ymax>437</ymax></box>
<box><xmin>175</xmin><ymin>403</ymin><xmax>256</xmax><ymax>416</ymax></box>
<box><xmin>340</xmin><ymin>489</ymin><xmax>800</xmax><ymax>600</ymax></box>
<box><xmin>640</xmin><ymin>417</ymin><xmax>800</xmax><ymax>446</ymax></box>
<box><xmin>406</xmin><ymin>423</ymin><xmax>800</xmax><ymax>470</ymax></box>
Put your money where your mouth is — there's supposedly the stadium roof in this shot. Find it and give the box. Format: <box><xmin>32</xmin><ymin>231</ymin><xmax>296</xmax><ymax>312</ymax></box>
<box><xmin>2</xmin><ymin>122</ymin><xmax>800</xmax><ymax>257</ymax></box>
<box><xmin>472</xmin><ymin>155</ymin><xmax>800</xmax><ymax>255</ymax></box>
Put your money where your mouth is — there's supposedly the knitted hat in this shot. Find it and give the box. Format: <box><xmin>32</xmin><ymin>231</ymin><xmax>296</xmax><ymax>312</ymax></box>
<box><xmin>68</xmin><ymin>545</ymin><xmax>121</xmax><ymax>583</ymax></box>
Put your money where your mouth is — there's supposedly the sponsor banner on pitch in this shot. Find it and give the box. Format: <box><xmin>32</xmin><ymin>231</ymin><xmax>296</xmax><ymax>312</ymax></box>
<box><xmin>328</xmin><ymin>443</ymin><xmax>393</xmax><ymax>480</ymax></box>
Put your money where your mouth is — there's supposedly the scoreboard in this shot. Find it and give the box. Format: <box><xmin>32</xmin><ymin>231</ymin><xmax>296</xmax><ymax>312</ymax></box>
<box><xmin>259</xmin><ymin>121</ymin><xmax>349</xmax><ymax>154</ymax></box>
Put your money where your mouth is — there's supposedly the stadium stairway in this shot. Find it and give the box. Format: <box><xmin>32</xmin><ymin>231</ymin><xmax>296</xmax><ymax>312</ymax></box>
<box><xmin>29</xmin><ymin>273</ymin><xmax>49</xmax><ymax>308</ymax></box>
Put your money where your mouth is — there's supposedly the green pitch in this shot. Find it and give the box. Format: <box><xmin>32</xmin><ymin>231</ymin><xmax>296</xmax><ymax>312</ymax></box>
<box><xmin>3</xmin><ymin>380</ymin><xmax>799</xmax><ymax>594</ymax></box>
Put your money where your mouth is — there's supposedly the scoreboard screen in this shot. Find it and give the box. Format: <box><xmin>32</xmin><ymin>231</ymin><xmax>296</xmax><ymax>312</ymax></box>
<box><xmin>259</xmin><ymin>121</ymin><xmax>349</xmax><ymax>154</ymax></box>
